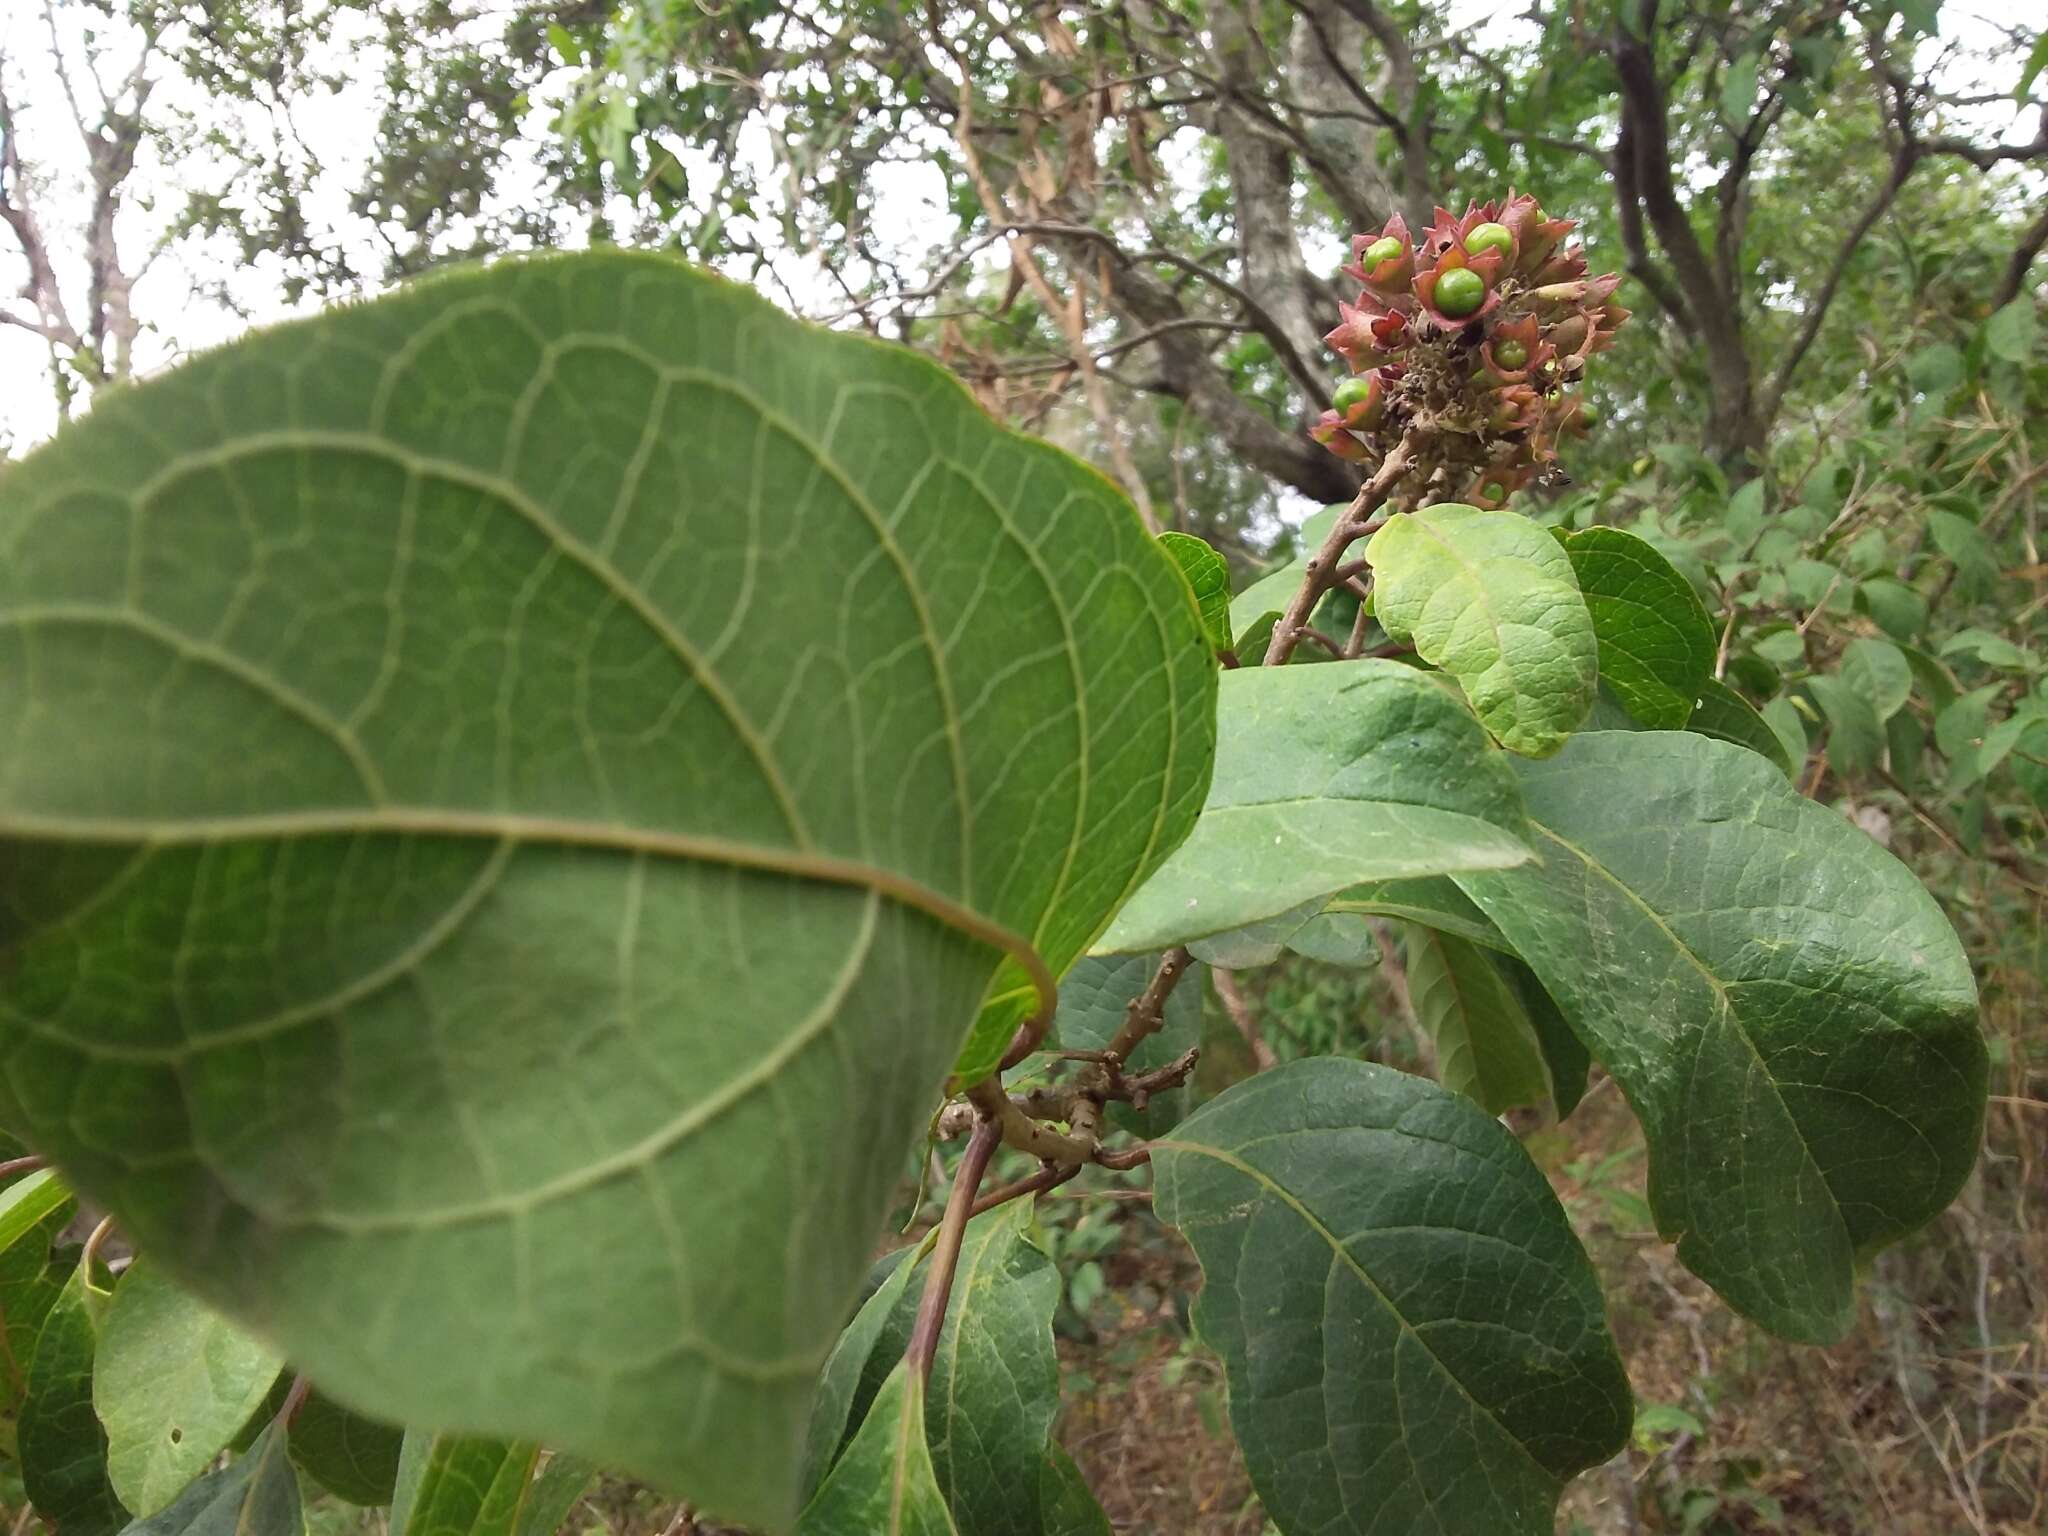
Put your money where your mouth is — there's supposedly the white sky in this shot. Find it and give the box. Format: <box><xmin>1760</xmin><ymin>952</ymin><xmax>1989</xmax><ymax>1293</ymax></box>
<box><xmin>0</xmin><ymin>2</ymin><xmax>2036</xmax><ymax>457</ymax></box>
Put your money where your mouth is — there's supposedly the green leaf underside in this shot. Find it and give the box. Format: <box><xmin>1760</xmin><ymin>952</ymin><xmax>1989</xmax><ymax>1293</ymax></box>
<box><xmin>795</xmin><ymin>1363</ymin><xmax>958</xmax><ymax>1536</ymax></box>
<box><xmin>1455</xmin><ymin>732</ymin><xmax>1986</xmax><ymax>1342</ymax></box>
<box><xmin>1050</xmin><ymin>954</ymin><xmax>1203</xmax><ymax>1137</ymax></box>
<box><xmin>1563</xmin><ymin>527</ymin><xmax>1714</xmax><ymax>730</ymax></box>
<box><xmin>121</xmin><ymin>1420</ymin><xmax>300</xmax><ymax>1536</ymax></box>
<box><xmin>1807</xmin><ymin>673</ymin><xmax>1883</xmax><ymax>776</ymax></box>
<box><xmin>287</xmin><ymin>1392</ymin><xmax>405</xmax><ymax>1506</ymax></box>
<box><xmin>1366</xmin><ymin>505</ymin><xmax>1597</xmax><ymax>757</ymax></box>
<box><xmin>1405</xmin><ymin>925</ymin><xmax>1551</xmax><ymax>1115</ymax></box>
<box><xmin>0</xmin><ymin>1170</ymin><xmax>72</xmax><ymax>1256</ymax></box>
<box><xmin>1281</xmin><ymin>910</ymin><xmax>1381</xmax><ymax>967</ymax></box>
<box><xmin>1184</xmin><ymin>899</ymin><xmax>1325</xmax><ymax>969</ymax></box>
<box><xmin>513</xmin><ymin>1454</ymin><xmax>596</xmax><ymax>1536</ymax></box>
<box><xmin>1688</xmin><ymin>678</ymin><xmax>1796</xmax><ymax>778</ymax></box>
<box><xmin>1324</xmin><ymin>877</ymin><xmax>1511</xmax><ymax>952</ymax></box>
<box><xmin>21</xmin><ymin>1268</ymin><xmax>129</xmax><ymax>1536</ymax></box>
<box><xmin>1156</xmin><ymin>533</ymin><xmax>1233</xmax><ymax>653</ymax></box>
<box><xmin>0</xmin><ymin>254</ymin><xmax>1215</xmax><ymax>1528</ymax></box>
<box><xmin>0</xmin><ymin>1180</ymin><xmax>76</xmax><ymax>1437</ymax></box>
<box><xmin>799</xmin><ymin>1247</ymin><xmax>925</xmax><ymax>1506</ymax></box>
<box><xmin>1501</xmin><ymin>959</ymin><xmax>1591</xmax><ymax>1119</ymax></box>
<box><xmin>1152</xmin><ymin>1060</ymin><xmax>1631</xmax><ymax>1536</ymax></box>
<box><xmin>801</xmin><ymin>1202</ymin><xmax>1058</xmax><ymax>1536</ymax></box>
<box><xmin>1098</xmin><ymin>662</ymin><xmax>1532</xmax><ymax>952</ymax></box>
<box><xmin>94</xmin><ymin>1262</ymin><xmax>285</xmax><ymax>1517</ymax></box>
<box><xmin>391</xmin><ymin>1435</ymin><xmax>541</xmax><ymax>1536</ymax></box>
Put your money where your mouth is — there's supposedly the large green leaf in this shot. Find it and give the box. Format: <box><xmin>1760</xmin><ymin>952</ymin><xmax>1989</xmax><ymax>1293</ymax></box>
<box><xmin>93</xmin><ymin>1262</ymin><xmax>284</xmax><ymax>1517</ymax></box>
<box><xmin>1049</xmin><ymin>954</ymin><xmax>1203</xmax><ymax>1136</ymax></box>
<box><xmin>795</xmin><ymin>1363</ymin><xmax>958</xmax><ymax>1536</ymax></box>
<box><xmin>1099</xmin><ymin>662</ymin><xmax>1532</xmax><ymax>951</ymax></box>
<box><xmin>1455</xmin><ymin>732</ymin><xmax>1986</xmax><ymax>1342</ymax></box>
<box><xmin>1365</xmin><ymin>505</ymin><xmax>1597</xmax><ymax>756</ymax></box>
<box><xmin>1404</xmin><ymin>925</ymin><xmax>1551</xmax><ymax>1115</ymax></box>
<box><xmin>1562</xmin><ymin>527</ymin><xmax>1714</xmax><ymax>729</ymax></box>
<box><xmin>119</xmin><ymin>1420</ymin><xmax>300</xmax><ymax>1536</ymax></box>
<box><xmin>286</xmin><ymin>1392</ymin><xmax>404</xmax><ymax>1507</ymax></box>
<box><xmin>0</xmin><ymin>253</ymin><xmax>1215</xmax><ymax>1530</ymax></box>
<box><xmin>1152</xmin><ymin>1059</ymin><xmax>1632</xmax><ymax>1535</ymax></box>
<box><xmin>390</xmin><ymin>1435</ymin><xmax>541</xmax><ymax>1536</ymax></box>
<box><xmin>20</xmin><ymin>1267</ymin><xmax>128</xmax><ymax>1536</ymax></box>
<box><xmin>801</xmin><ymin>1203</ymin><xmax>1059</xmax><ymax>1536</ymax></box>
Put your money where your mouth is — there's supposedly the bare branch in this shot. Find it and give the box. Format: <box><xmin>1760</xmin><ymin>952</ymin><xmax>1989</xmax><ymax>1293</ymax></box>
<box><xmin>1993</xmin><ymin>201</ymin><xmax>2048</xmax><ymax>309</ymax></box>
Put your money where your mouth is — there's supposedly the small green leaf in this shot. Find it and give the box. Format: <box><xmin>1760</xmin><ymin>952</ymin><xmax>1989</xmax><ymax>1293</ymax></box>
<box><xmin>1940</xmin><ymin>627</ymin><xmax>2034</xmax><ymax>670</ymax></box>
<box><xmin>0</xmin><ymin>1169</ymin><xmax>71</xmax><ymax>1256</ymax></box>
<box><xmin>1926</xmin><ymin>509</ymin><xmax>1997</xmax><ymax>589</ymax></box>
<box><xmin>287</xmin><ymin>1393</ymin><xmax>405</xmax><ymax>1507</ymax></box>
<box><xmin>1457</xmin><ymin>733</ymin><xmax>1986</xmax><ymax>1343</ymax></box>
<box><xmin>2017</xmin><ymin>31</ymin><xmax>2048</xmax><ymax>99</ymax></box>
<box><xmin>1405</xmin><ymin>925</ymin><xmax>1551</xmax><ymax>1115</ymax></box>
<box><xmin>1907</xmin><ymin>343</ymin><xmax>1963</xmax><ymax>398</ymax></box>
<box><xmin>94</xmin><ymin>1262</ymin><xmax>285</xmax><ymax>1517</ymax></box>
<box><xmin>390</xmin><ymin>1436</ymin><xmax>541</xmax><ymax>1536</ymax></box>
<box><xmin>1051</xmin><ymin>954</ymin><xmax>1203</xmax><ymax>1136</ymax></box>
<box><xmin>1984</xmin><ymin>298</ymin><xmax>2038</xmax><ymax>365</ymax></box>
<box><xmin>119</xmin><ymin>1420</ymin><xmax>301</xmax><ymax>1536</ymax></box>
<box><xmin>1936</xmin><ymin>686</ymin><xmax>2000</xmax><ymax>759</ymax></box>
<box><xmin>1281</xmin><ymin>910</ymin><xmax>1382</xmax><ymax>968</ymax></box>
<box><xmin>795</xmin><ymin>1363</ymin><xmax>959</xmax><ymax>1536</ymax></box>
<box><xmin>0</xmin><ymin>1182</ymin><xmax>76</xmax><ymax>1451</ymax></box>
<box><xmin>1562</xmin><ymin>527</ymin><xmax>1715</xmax><ymax>729</ymax></box>
<box><xmin>513</xmin><ymin>1455</ymin><xmax>594</xmax><ymax>1536</ymax></box>
<box><xmin>1153</xmin><ymin>1059</ymin><xmax>1632</xmax><ymax>1535</ymax></box>
<box><xmin>1760</xmin><ymin>695</ymin><xmax>1809</xmax><ymax>772</ymax></box>
<box><xmin>1688</xmin><ymin>678</ymin><xmax>1796</xmax><ymax>778</ymax></box>
<box><xmin>1099</xmin><ymin>662</ymin><xmax>1532</xmax><ymax>952</ymax></box>
<box><xmin>1184</xmin><ymin>900</ymin><xmax>1324</xmax><ymax>968</ymax></box>
<box><xmin>1721</xmin><ymin>51</ymin><xmax>1760</xmax><ymax>121</ymax></box>
<box><xmin>1807</xmin><ymin>673</ymin><xmax>1884</xmax><ymax>775</ymax></box>
<box><xmin>21</xmin><ymin>1267</ymin><xmax>128</xmax><ymax>1536</ymax></box>
<box><xmin>1157</xmin><ymin>533</ymin><xmax>1234</xmax><ymax>654</ymax></box>
<box><xmin>1866</xmin><ymin>566</ymin><xmax>1930</xmax><ymax>635</ymax></box>
<box><xmin>799</xmin><ymin>1249</ymin><xmax>926</xmax><ymax>1503</ymax></box>
<box><xmin>1840</xmin><ymin>638</ymin><xmax>1912</xmax><ymax>721</ymax></box>
<box><xmin>1502</xmin><ymin>957</ymin><xmax>1591</xmax><ymax>1118</ymax></box>
<box><xmin>1366</xmin><ymin>504</ymin><xmax>1598</xmax><ymax>756</ymax></box>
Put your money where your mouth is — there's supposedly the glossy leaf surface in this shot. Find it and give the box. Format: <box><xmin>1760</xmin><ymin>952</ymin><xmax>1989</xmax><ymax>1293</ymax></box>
<box><xmin>1405</xmin><ymin>925</ymin><xmax>1551</xmax><ymax>1115</ymax></box>
<box><xmin>120</xmin><ymin>1421</ymin><xmax>300</xmax><ymax>1536</ymax></box>
<box><xmin>1562</xmin><ymin>527</ymin><xmax>1714</xmax><ymax>729</ymax></box>
<box><xmin>1100</xmin><ymin>662</ymin><xmax>1531</xmax><ymax>952</ymax></box>
<box><xmin>1457</xmin><ymin>732</ymin><xmax>1986</xmax><ymax>1342</ymax></box>
<box><xmin>1153</xmin><ymin>1059</ymin><xmax>1631</xmax><ymax>1535</ymax></box>
<box><xmin>795</xmin><ymin>1363</ymin><xmax>958</xmax><ymax>1536</ymax></box>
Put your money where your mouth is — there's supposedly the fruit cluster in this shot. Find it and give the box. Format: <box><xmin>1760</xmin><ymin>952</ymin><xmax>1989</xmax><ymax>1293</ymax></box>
<box><xmin>1312</xmin><ymin>194</ymin><xmax>1627</xmax><ymax>506</ymax></box>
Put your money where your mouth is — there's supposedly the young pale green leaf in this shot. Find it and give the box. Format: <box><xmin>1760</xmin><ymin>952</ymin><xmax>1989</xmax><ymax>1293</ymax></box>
<box><xmin>1562</xmin><ymin>524</ymin><xmax>1714</xmax><ymax>730</ymax></box>
<box><xmin>390</xmin><ymin>1435</ymin><xmax>542</xmax><ymax>1536</ymax></box>
<box><xmin>0</xmin><ymin>1169</ymin><xmax>71</xmax><ymax>1255</ymax></box>
<box><xmin>1152</xmin><ymin>1059</ymin><xmax>1632</xmax><ymax>1536</ymax></box>
<box><xmin>1051</xmin><ymin>954</ymin><xmax>1203</xmax><ymax>1136</ymax></box>
<box><xmin>795</xmin><ymin>1363</ymin><xmax>959</xmax><ymax>1536</ymax></box>
<box><xmin>1323</xmin><ymin>877</ymin><xmax>1512</xmax><ymax>952</ymax></box>
<box><xmin>803</xmin><ymin>1203</ymin><xmax>1059</xmax><ymax>1536</ymax></box>
<box><xmin>0</xmin><ymin>253</ymin><xmax>1216</xmax><ymax>1531</ymax></box>
<box><xmin>1456</xmin><ymin>732</ymin><xmax>1986</xmax><ymax>1342</ymax></box>
<box><xmin>513</xmin><ymin>1455</ymin><xmax>595</xmax><ymax>1536</ymax></box>
<box><xmin>1366</xmin><ymin>504</ymin><xmax>1598</xmax><ymax>756</ymax></box>
<box><xmin>1857</xmin><ymin>578</ymin><xmax>1927</xmax><ymax>643</ymax></box>
<box><xmin>1156</xmin><ymin>533</ymin><xmax>1233</xmax><ymax>654</ymax></box>
<box><xmin>21</xmin><ymin>1267</ymin><xmax>128</xmax><ymax>1536</ymax></box>
<box><xmin>1279</xmin><ymin>910</ymin><xmax>1381</xmax><ymax>968</ymax></box>
<box><xmin>1984</xmin><ymin>296</ymin><xmax>2038</xmax><ymax>364</ymax></box>
<box><xmin>1806</xmin><ymin>673</ymin><xmax>1884</xmax><ymax>775</ymax></box>
<box><xmin>1404</xmin><ymin>925</ymin><xmax>1551</xmax><ymax>1115</ymax></box>
<box><xmin>1760</xmin><ymin>696</ymin><xmax>1810</xmax><ymax>772</ymax></box>
<box><xmin>286</xmin><ymin>1392</ymin><xmax>405</xmax><ymax>1507</ymax></box>
<box><xmin>1099</xmin><ymin>661</ymin><xmax>1532</xmax><ymax>952</ymax></box>
<box><xmin>1183</xmin><ymin>899</ymin><xmax>1325</xmax><ymax>968</ymax></box>
<box><xmin>119</xmin><ymin>1420</ymin><xmax>300</xmax><ymax>1536</ymax></box>
<box><xmin>93</xmin><ymin>1262</ymin><xmax>284</xmax><ymax>1517</ymax></box>
<box><xmin>1687</xmin><ymin>678</ymin><xmax>1796</xmax><ymax>778</ymax></box>
<box><xmin>1038</xmin><ymin>1445</ymin><xmax>1110</xmax><ymax>1536</ymax></box>
<box><xmin>1841</xmin><ymin>637</ymin><xmax>1913</xmax><ymax>721</ymax></box>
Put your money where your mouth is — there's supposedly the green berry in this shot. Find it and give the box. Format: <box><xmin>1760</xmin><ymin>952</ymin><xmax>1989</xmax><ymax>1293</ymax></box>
<box><xmin>1361</xmin><ymin>235</ymin><xmax>1404</xmax><ymax>268</ymax></box>
<box><xmin>1494</xmin><ymin>337</ymin><xmax>1529</xmax><ymax>369</ymax></box>
<box><xmin>1434</xmin><ymin>267</ymin><xmax>1487</xmax><ymax>317</ymax></box>
<box><xmin>1482</xmin><ymin>482</ymin><xmax>1507</xmax><ymax>501</ymax></box>
<box><xmin>1467</xmin><ymin>221</ymin><xmax>1513</xmax><ymax>257</ymax></box>
<box><xmin>1332</xmin><ymin>375</ymin><xmax>1377</xmax><ymax>415</ymax></box>
<box><xmin>1578</xmin><ymin>404</ymin><xmax>1600</xmax><ymax>427</ymax></box>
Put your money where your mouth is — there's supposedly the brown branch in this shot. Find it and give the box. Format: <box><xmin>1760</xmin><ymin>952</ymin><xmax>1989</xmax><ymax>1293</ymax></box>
<box><xmin>1993</xmin><ymin>201</ymin><xmax>2048</xmax><ymax>310</ymax></box>
<box><xmin>905</xmin><ymin>1115</ymin><xmax>1001</xmax><ymax>1381</ymax></box>
<box><xmin>0</xmin><ymin>1154</ymin><xmax>46</xmax><ymax>1180</ymax></box>
<box><xmin>968</xmin><ymin>1160</ymin><xmax>1080</xmax><ymax>1218</ymax></box>
<box><xmin>1265</xmin><ymin>437</ymin><xmax>1413</xmax><ymax>665</ymax></box>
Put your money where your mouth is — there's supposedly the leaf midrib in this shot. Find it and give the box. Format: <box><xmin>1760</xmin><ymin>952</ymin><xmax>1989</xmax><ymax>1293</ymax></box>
<box><xmin>1154</xmin><ymin>1137</ymin><xmax>1559</xmax><ymax>1485</ymax></box>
